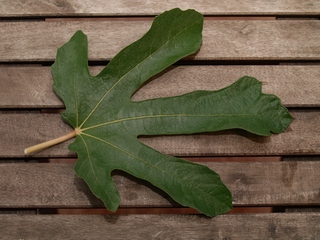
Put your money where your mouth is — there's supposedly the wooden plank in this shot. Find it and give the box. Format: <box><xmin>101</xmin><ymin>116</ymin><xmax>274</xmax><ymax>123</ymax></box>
<box><xmin>1</xmin><ymin>65</ymin><xmax>320</xmax><ymax>108</ymax></box>
<box><xmin>1</xmin><ymin>20</ymin><xmax>320</xmax><ymax>62</ymax></box>
<box><xmin>0</xmin><ymin>162</ymin><xmax>319</xmax><ymax>207</ymax></box>
<box><xmin>0</xmin><ymin>66</ymin><xmax>61</xmax><ymax>108</ymax></box>
<box><xmin>0</xmin><ymin>110</ymin><xmax>319</xmax><ymax>157</ymax></box>
<box><xmin>0</xmin><ymin>214</ymin><xmax>319</xmax><ymax>239</ymax></box>
<box><xmin>1</xmin><ymin>0</ymin><xmax>320</xmax><ymax>17</ymax></box>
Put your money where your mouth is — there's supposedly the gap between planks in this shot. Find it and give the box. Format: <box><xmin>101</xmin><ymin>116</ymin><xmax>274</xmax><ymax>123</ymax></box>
<box><xmin>36</xmin><ymin>156</ymin><xmax>281</xmax><ymax>164</ymax></box>
<box><xmin>37</xmin><ymin>206</ymin><xmax>278</xmax><ymax>215</ymax></box>
<box><xmin>1</xmin><ymin>16</ymin><xmax>277</xmax><ymax>22</ymax></box>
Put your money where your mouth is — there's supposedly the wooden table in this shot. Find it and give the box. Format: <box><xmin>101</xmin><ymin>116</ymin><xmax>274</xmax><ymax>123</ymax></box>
<box><xmin>1</xmin><ymin>1</ymin><xmax>319</xmax><ymax>239</ymax></box>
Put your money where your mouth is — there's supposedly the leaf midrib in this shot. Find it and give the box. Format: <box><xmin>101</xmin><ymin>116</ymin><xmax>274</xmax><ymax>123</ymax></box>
<box><xmin>77</xmin><ymin>134</ymin><xmax>114</xmax><ymax>203</ymax></box>
<box><xmin>78</xmin><ymin>15</ymin><xmax>201</xmax><ymax>130</ymax></box>
<box><xmin>80</xmin><ymin>131</ymin><xmax>230</xmax><ymax>211</ymax></box>
<box><xmin>80</xmin><ymin>113</ymin><xmax>254</xmax><ymax>132</ymax></box>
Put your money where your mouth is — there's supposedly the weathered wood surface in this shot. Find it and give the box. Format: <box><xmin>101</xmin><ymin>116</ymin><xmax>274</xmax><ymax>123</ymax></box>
<box><xmin>1</xmin><ymin>20</ymin><xmax>320</xmax><ymax>62</ymax></box>
<box><xmin>1</xmin><ymin>2</ymin><xmax>319</xmax><ymax>240</ymax></box>
<box><xmin>0</xmin><ymin>162</ymin><xmax>319</xmax><ymax>208</ymax></box>
<box><xmin>1</xmin><ymin>65</ymin><xmax>319</xmax><ymax>108</ymax></box>
<box><xmin>1</xmin><ymin>213</ymin><xmax>319</xmax><ymax>239</ymax></box>
<box><xmin>1</xmin><ymin>110</ymin><xmax>319</xmax><ymax>157</ymax></box>
<box><xmin>1</xmin><ymin>0</ymin><xmax>320</xmax><ymax>17</ymax></box>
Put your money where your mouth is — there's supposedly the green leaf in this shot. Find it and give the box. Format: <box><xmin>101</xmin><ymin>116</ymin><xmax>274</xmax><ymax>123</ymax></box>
<box><xmin>51</xmin><ymin>8</ymin><xmax>292</xmax><ymax>217</ymax></box>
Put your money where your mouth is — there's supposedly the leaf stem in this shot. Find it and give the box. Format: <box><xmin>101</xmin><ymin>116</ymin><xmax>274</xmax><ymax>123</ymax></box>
<box><xmin>24</xmin><ymin>130</ymin><xmax>78</xmax><ymax>155</ymax></box>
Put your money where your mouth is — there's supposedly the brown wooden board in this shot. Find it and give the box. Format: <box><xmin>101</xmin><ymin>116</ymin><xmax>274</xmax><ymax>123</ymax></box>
<box><xmin>1</xmin><ymin>65</ymin><xmax>319</xmax><ymax>108</ymax></box>
<box><xmin>1</xmin><ymin>20</ymin><xmax>320</xmax><ymax>62</ymax></box>
<box><xmin>0</xmin><ymin>162</ymin><xmax>319</xmax><ymax>208</ymax></box>
<box><xmin>1</xmin><ymin>1</ymin><xmax>319</xmax><ymax>239</ymax></box>
<box><xmin>1</xmin><ymin>0</ymin><xmax>320</xmax><ymax>17</ymax></box>
<box><xmin>1</xmin><ymin>214</ymin><xmax>319</xmax><ymax>239</ymax></box>
<box><xmin>0</xmin><ymin>110</ymin><xmax>319</xmax><ymax>158</ymax></box>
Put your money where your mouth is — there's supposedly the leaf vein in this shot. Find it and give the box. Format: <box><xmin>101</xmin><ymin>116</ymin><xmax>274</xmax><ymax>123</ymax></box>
<box><xmin>78</xmin><ymin>134</ymin><xmax>113</xmax><ymax>202</ymax></box>
<box><xmin>80</xmin><ymin>132</ymin><xmax>230</xmax><ymax>207</ymax></box>
<box><xmin>79</xmin><ymin>17</ymin><xmax>202</xmax><ymax>129</ymax></box>
<box><xmin>81</xmin><ymin>113</ymin><xmax>253</xmax><ymax>131</ymax></box>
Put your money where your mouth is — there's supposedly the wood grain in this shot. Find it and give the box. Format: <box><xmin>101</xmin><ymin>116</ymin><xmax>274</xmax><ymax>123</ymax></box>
<box><xmin>1</xmin><ymin>1</ymin><xmax>319</xmax><ymax>239</ymax></box>
<box><xmin>1</xmin><ymin>214</ymin><xmax>319</xmax><ymax>239</ymax></box>
<box><xmin>1</xmin><ymin>65</ymin><xmax>319</xmax><ymax>108</ymax></box>
<box><xmin>1</xmin><ymin>20</ymin><xmax>320</xmax><ymax>62</ymax></box>
<box><xmin>1</xmin><ymin>110</ymin><xmax>319</xmax><ymax>157</ymax></box>
<box><xmin>0</xmin><ymin>161</ymin><xmax>319</xmax><ymax>208</ymax></box>
<box><xmin>1</xmin><ymin>0</ymin><xmax>320</xmax><ymax>17</ymax></box>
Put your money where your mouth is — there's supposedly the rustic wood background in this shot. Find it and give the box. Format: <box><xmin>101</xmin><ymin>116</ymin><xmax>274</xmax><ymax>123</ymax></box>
<box><xmin>0</xmin><ymin>1</ymin><xmax>319</xmax><ymax>239</ymax></box>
